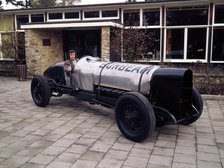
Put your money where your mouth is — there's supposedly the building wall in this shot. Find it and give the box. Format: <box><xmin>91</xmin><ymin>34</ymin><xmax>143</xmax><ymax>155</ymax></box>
<box><xmin>1</xmin><ymin>1</ymin><xmax>224</xmax><ymax>77</ymax></box>
<box><xmin>101</xmin><ymin>27</ymin><xmax>110</xmax><ymax>61</ymax></box>
<box><xmin>0</xmin><ymin>15</ymin><xmax>13</xmax><ymax>31</ymax></box>
<box><xmin>25</xmin><ymin>29</ymin><xmax>63</xmax><ymax>76</ymax></box>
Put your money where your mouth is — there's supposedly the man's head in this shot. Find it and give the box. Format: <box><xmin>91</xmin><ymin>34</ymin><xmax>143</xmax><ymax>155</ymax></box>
<box><xmin>68</xmin><ymin>50</ymin><xmax>76</xmax><ymax>61</ymax></box>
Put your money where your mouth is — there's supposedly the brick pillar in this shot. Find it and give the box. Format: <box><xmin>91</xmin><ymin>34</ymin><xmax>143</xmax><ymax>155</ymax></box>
<box><xmin>101</xmin><ymin>27</ymin><xmax>110</xmax><ymax>61</ymax></box>
<box><xmin>25</xmin><ymin>29</ymin><xmax>63</xmax><ymax>76</ymax></box>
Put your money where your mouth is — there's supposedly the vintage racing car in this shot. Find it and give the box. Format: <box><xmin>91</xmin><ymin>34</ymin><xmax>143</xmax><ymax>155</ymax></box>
<box><xmin>31</xmin><ymin>56</ymin><xmax>203</xmax><ymax>142</ymax></box>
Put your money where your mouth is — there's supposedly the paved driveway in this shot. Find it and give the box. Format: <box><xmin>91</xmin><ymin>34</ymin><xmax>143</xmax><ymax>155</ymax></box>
<box><xmin>0</xmin><ymin>77</ymin><xmax>223</xmax><ymax>168</ymax></box>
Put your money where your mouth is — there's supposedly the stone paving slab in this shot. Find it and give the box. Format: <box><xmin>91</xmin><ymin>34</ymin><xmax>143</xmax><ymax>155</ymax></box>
<box><xmin>0</xmin><ymin>77</ymin><xmax>224</xmax><ymax>168</ymax></box>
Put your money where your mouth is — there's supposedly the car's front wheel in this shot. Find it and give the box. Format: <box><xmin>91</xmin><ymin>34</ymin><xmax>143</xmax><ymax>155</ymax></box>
<box><xmin>115</xmin><ymin>92</ymin><xmax>155</xmax><ymax>142</ymax></box>
<box><xmin>31</xmin><ymin>75</ymin><xmax>51</xmax><ymax>107</ymax></box>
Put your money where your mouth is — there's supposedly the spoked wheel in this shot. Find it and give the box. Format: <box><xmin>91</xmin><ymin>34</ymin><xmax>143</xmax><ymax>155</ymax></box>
<box><xmin>115</xmin><ymin>92</ymin><xmax>155</xmax><ymax>142</ymax></box>
<box><xmin>182</xmin><ymin>87</ymin><xmax>203</xmax><ymax>125</ymax></box>
<box><xmin>31</xmin><ymin>76</ymin><xmax>51</xmax><ymax>107</ymax></box>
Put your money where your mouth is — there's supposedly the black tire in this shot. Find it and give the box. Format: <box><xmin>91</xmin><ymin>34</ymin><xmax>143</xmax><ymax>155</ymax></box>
<box><xmin>183</xmin><ymin>87</ymin><xmax>203</xmax><ymax>125</ymax></box>
<box><xmin>115</xmin><ymin>92</ymin><xmax>156</xmax><ymax>142</ymax></box>
<box><xmin>31</xmin><ymin>76</ymin><xmax>51</xmax><ymax>107</ymax></box>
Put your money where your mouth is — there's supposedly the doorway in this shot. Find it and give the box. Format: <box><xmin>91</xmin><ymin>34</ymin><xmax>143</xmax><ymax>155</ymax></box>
<box><xmin>63</xmin><ymin>29</ymin><xmax>101</xmax><ymax>60</ymax></box>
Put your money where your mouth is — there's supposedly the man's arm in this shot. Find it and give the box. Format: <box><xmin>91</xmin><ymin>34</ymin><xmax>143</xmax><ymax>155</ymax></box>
<box><xmin>64</xmin><ymin>61</ymin><xmax>72</xmax><ymax>72</ymax></box>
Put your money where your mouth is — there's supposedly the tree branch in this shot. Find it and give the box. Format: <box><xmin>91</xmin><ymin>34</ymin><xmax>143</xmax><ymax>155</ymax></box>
<box><xmin>6</xmin><ymin>0</ymin><xmax>31</xmax><ymax>8</ymax></box>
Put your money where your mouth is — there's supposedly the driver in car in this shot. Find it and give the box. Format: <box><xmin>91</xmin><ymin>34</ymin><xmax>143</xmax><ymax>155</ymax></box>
<box><xmin>64</xmin><ymin>50</ymin><xmax>80</xmax><ymax>90</ymax></box>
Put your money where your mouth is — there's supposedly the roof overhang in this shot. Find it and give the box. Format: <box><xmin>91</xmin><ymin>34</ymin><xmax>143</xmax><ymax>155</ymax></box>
<box><xmin>21</xmin><ymin>21</ymin><xmax>123</xmax><ymax>29</ymax></box>
<box><xmin>0</xmin><ymin>0</ymin><xmax>212</xmax><ymax>14</ymax></box>
<box><xmin>0</xmin><ymin>0</ymin><xmax>214</xmax><ymax>15</ymax></box>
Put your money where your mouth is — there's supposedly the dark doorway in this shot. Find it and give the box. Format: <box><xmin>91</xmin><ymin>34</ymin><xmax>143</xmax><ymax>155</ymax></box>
<box><xmin>63</xmin><ymin>29</ymin><xmax>101</xmax><ymax>60</ymax></box>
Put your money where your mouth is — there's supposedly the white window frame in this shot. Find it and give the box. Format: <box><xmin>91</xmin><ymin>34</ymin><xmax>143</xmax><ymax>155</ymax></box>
<box><xmin>15</xmin><ymin>13</ymin><xmax>45</xmax><ymax>30</ymax></box>
<box><xmin>121</xmin><ymin>7</ymin><xmax>162</xmax><ymax>28</ymax></box>
<box><xmin>83</xmin><ymin>10</ymin><xmax>100</xmax><ymax>21</ymax></box>
<box><xmin>165</xmin><ymin>5</ymin><xmax>209</xmax><ymax>27</ymax></box>
<box><xmin>121</xmin><ymin>8</ymin><xmax>141</xmax><ymax>28</ymax></box>
<box><xmin>15</xmin><ymin>14</ymin><xmax>30</xmax><ymax>30</ymax></box>
<box><xmin>83</xmin><ymin>9</ymin><xmax>119</xmax><ymax>21</ymax></box>
<box><xmin>146</xmin><ymin>27</ymin><xmax>162</xmax><ymax>62</ymax></box>
<box><xmin>47</xmin><ymin>11</ymin><xmax>81</xmax><ymax>22</ymax></box>
<box><xmin>47</xmin><ymin>12</ymin><xmax>64</xmax><ymax>22</ymax></box>
<box><xmin>213</xmin><ymin>3</ymin><xmax>224</xmax><ymax>26</ymax></box>
<box><xmin>164</xmin><ymin>5</ymin><xmax>209</xmax><ymax>63</ymax></box>
<box><xmin>141</xmin><ymin>7</ymin><xmax>162</xmax><ymax>28</ymax></box>
<box><xmin>210</xmin><ymin>3</ymin><xmax>224</xmax><ymax>63</ymax></box>
<box><xmin>121</xmin><ymin>7</ymin><xmax>162</xmax><ymax>62</ymax></box>
<box><xmin>30</xmin><ymin>13</ymin><xmax>45</xmax><ymax>23</ymax></box>
<box><xmin>63</xmin><ymin>11</ymin><xmax>81</xmax><ymax>21</ymax></box>
<box><xmin>0</xmin><ymin>31</ymin><xmax>17</xmax><ymax>60</ymax></box>
<box><xmin>101</xmin><ymin>9</ymin><xmax>119</xmax><ymax>20</ymax></box>
<box><xmin>164</xmin><ymin>26</ymin><xmax>209</xmax><ymax>63</ymax></box>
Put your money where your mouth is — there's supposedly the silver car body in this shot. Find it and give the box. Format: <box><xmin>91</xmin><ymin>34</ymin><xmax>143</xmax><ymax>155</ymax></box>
<box><xmin>74</xmin><ymin>56</ymin><xmax>160</xmax><ymax>94</ymax></box>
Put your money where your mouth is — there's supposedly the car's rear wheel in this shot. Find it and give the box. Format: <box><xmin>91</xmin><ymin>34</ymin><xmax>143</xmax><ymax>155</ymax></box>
<box><xmin>182</xmin><ymin>87</ymin><xmax>203</xmax><ymax>125</ymax></box>
<box><xmin>115</xmin><ymin>92</ymin><xmax>155</xmax><ymax>142</ymax></box>
<box><xmin>31</xmin><ymin>76</ymin><xmax>51</xmax><ymax>107</ymax></box>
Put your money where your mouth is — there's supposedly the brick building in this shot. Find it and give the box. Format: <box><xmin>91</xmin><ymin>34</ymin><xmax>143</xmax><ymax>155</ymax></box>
<box><xmin>0</xmin><ymin>0</ymin><xmax>224</xmax><ymax>76</ymax></box>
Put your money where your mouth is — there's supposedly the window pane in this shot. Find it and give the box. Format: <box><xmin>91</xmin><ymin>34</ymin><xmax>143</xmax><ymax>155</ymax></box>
<box><xmin>123</xmin><ymin>29</ymin><xmax>160</xmax><ymax>61</ymax></box>
<box><xmin>123</xmin><ymin>9</ymin><xmax>140</xmax><ymax>26</ymax></box>
<box><xmin>84</xmin><ymin>11</ymin><xmax>99</xmax><ymax>18</ymax></box>
<box><xmin>16</xmin><ymin>15</ymin><xmax>29</xmax><ymax>29</ymax></box>
<box><xmin>166</xmin><ymin>6</ymin><xmax>208</xmax><ymax>26</ymax></box>
<box><xmin>212</xmin><ymin>28</ymin><xmax>224</xmax><ymax>61</ymax></box>
<box><xmin>166</xmin><ymin>29</ymin><xmax>184</xmax><ymax>59</ymax></box>
<box><xmin>1</xmin><ymin>33</ymin><xmax>15</xmax><ymax>59</ymax></box>
<box><xmin>102</xmin><ymin>10</ymin><xmax>118</xmax><ymax>17</ymax></box>
<box><xmin>49</xmin><ymin>13</ymin><xmax>62</xmax><ymax>20</ymax></box>
<box><xmin>65</xmin><ymin>12</ymin><xmax>79</xmax><ymax>19</ymax></box>
<box><xmin>31</xmin><ymin>14</ymin><xmax>44</xmax><ymax>23</ymax></box>
<box><xmin>215</xmin><ymin>5</ymin><xmax>224</xmax><ymax>23</ymax></box>
<box><xmin>143</xmin><ymin>9</ymin><xmax>160</xmax><ymax>26</ymax></box>
<box><xmin>17</xmin><ymin>32</ymin><xmax>25</xmax><ymax>60</ymax></box>
<box><xmin>144</xmin><ymin>29</ymin><xmax>161</xmax><ymax>60</ymax></box>
<box><xmin>187</xmin><ymin>28</ymin><xmax>206</xmax><ymax>60</ymax></box>
<box><xmin>0</xmin><ymin>15</ymin><xmax>13</xmax><ymax>31</ymax></box>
